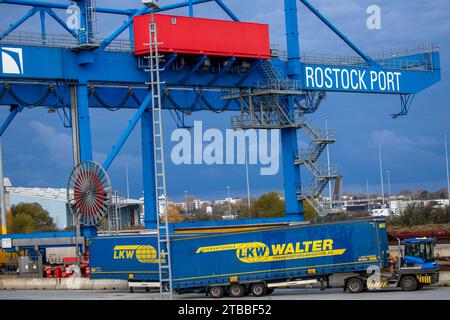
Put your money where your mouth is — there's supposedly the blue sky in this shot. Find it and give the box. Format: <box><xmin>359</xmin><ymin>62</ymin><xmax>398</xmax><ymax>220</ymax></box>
<box><xmin>0</xmin><ymin>0</ymin><xmax>449</xmax><ymax>201</ymax></box>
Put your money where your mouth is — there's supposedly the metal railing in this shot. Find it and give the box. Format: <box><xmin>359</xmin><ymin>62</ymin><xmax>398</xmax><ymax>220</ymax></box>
<box><xmin>271</xmin><ymin>42</ymin><xmax>439</xmax><ymax>72</ymax></box>
<box><xmin>255</xmin><ymin>79</ymin><xmax>303</xmax><ymax>92</ymax></box>
<box><xmin>1</xmin><ymin>29</ymin><xmax>437</xmax><ymax>72</ymax></box>
<box><xmin>0</xmin><ymin>30</ymin><xmax>132</xmax><ymax>52</ymax></box>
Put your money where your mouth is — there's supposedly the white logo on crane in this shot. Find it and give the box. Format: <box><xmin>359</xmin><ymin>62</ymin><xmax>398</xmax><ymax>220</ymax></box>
<box><xmin>1</xmin><ymin>47</ymin><xmax>24</xmax><ymax>75</ymax></box>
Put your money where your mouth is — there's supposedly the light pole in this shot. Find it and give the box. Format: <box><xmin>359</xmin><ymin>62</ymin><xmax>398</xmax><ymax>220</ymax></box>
<box><xmin>325</xmin><ymin>117</ymin><xmax>332</xmax><ymax>207</ymax></box>
<box><xmin>386</xmin><ymin>170</ymin><xmax>391</xmax><ymax>201</ymax></box>
<box><xmin>445</xmin><ymin>130</ymin><xmax>450</xmax><ymax>204</ymax></box>
<box><xmin>245</xmin><ymin>149</ymin><xmax>251</xmax><ymax>209</ymax></box>
<box><xmin>366</xmin><ymin>179</ymin><xmax>370</xmax><ymax>205</ymax></box>
<box><xmin>125</xmin><ymin>160</ymin><xmax>130</xmax><ymax>199</ymax></box>
<box><xmin>378</xmin><ymin>144</ymin><xmax>385</xmax><ymax>206</ymax></box>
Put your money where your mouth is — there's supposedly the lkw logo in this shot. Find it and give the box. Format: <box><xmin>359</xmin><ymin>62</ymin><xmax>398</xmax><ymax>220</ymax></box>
<box><xmin>113</xmin><ymin>245</ymin><xmax>162</xmax><ymax>264</ymax></box>
<box><xmin>196</xmin><ymin>239</ymin><xmax>347</xmax><ymax>263</ymax></box>
<box><xmin>1</xmin><ymin>47</ymin><xmax>24</xmax><ymax>75</ymax></box>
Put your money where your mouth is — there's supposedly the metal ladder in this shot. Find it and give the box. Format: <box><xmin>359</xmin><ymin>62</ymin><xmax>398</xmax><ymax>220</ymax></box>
<box><xmin>145</xmin><ymin>16</ymin><xmax>173</xmax><ymax>300</ymax></box>
<box><xmin>84</xmin><ymin>0</ymin><xmax>98</xmax><ymax>44</ymax></box>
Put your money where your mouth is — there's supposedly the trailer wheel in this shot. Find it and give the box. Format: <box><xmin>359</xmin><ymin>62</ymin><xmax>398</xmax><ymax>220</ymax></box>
<box><xmin>400</xmin><ymin>276</ymin><xmax>418</xmax><ymax>291</ymax></box>
<box><xmin>346</xmin><ymin>277</ymin><xmax>364</xmax><ymax>294</ymax></box>
<box><xmin>208</xmin><ymin>286</ymin><xmax>225</xmax><ymax>298</ymax></box>
<box><xmin>163</xmin><ymin>282</ymin><xmax>170</xmax><ymax>292</ymax></box>
<box><xmin>251</xmin><ymin>283</ymin><xmax>267</xmax><ymax>297</ymax></box>
<box><xmin>229</xmin><ymin>284</ymin><xmax>245</xmax><ymax>297</ymax></box>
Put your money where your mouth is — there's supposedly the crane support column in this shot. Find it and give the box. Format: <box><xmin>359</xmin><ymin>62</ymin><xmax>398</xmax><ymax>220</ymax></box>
<box><xmin>282</xmin><ymin>0</ymin><xmax>303</xmax><ymax>218</ymax></box>
<box><xmin>75</xmin><ymin>83</ymin><xmax>96</xmax><ymax>238</ymax></box>
<box><xmin>141</xmin><ymin>110</ymin><xmax>157</xmax><ymax>229</ymax></box>
<box><xmin>76</xmin><ymin>84</ymin><xmax>93</xmax><ymax>162</ymax></box>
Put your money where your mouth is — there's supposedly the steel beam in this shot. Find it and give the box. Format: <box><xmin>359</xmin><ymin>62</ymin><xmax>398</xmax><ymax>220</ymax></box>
<box><xmin>39</xmin><ymin>8</ymin><xmax>46</xmax><ymax>44</ymax></box>
<box><xmin>76</xmin><ymin>84</ymin><xmax>96</xmax><ymax>238</ymax></box>
<box><xmin>45</xmin><ymin>8</ymin><xmax>78</xmax><ymax>38</ymax></box>
<box><xmin>188</xmin><ymin>0</ymin><xmax>194</xmax><ymax>17</ymax></box>
<box><xmin>181</xmin><ymin>55</ymin><xmax>208</xmax><ymax>84</ymax></box>
<box><xmin>236</xmin><ymin>60</ymin><xmax>262</xmax><ymax>86</ymax></box>
<box><xmin>2</xmin><ymin>1</ymin><xmax>132</xmax><ymax>15</ymax></box>
<box><xmin>141</xmin><ymin>110</ymin><xmax>157</xmax><ymax>229</ymax></box>
<box><xmin>76</xmin><ymin>85</ymin><xmax>93</xmax><ymax>161</ymax></box>
<box><xmin>299</xmin><ymin>0</ymin><xmax>375</xmax><ymax>65</ymax></box>
<box><xmin>0</xmin><ymin>7</ymin><xmax>37</xmax><ymax>40</ymax></box>
<box><xmin>213</xmin><ymin>0</ymin><xmax>239</xmax><ymax>21</ymax></box>
<box><xmin>163</xmin><ymin>54</ymin><xmax>178</xmax><ymax>72</ymax></box>
<box><xmin>284</xmin><ymin>0</ymin><xmax>302</xmax><ymax>77</ymax></box>
<box><xmin>70</xmin><ymin>85</ymin><xmax>80</xmax><ymax>166</ymax></box>
<box><xmin>209</xmin><ymin>57</ymin><xmax>236</xmax><ymax>85</ymax></box>
<box><xmin>0</xmin><ymin>104</ymin><xmax>23</xmax><ymax>137</ymax></box>
<box><xmin>103</xmin><ymin>91</ymin><xmax>152</xmax><ymax>171</ymax></box>
<box><xmin>283</xmin><ymin>0</ymin><xmax>303</xmax><ymax>218</ymax></box>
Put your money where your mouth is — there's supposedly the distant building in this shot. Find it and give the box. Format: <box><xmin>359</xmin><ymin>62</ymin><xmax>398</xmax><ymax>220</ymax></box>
<box><xmin>5</xmin><ymin>184</ymin><xmax>143</xmax><ymax>230</ymax></box>
<box><xmin>6</xmin><ymin>187</ymin><xmax>73</xmax><ymax>230</ymax></box>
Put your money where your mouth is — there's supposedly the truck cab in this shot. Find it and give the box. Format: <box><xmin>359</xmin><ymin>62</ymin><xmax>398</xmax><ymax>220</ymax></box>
<box><xmin>345</xmin><ymin>237</ymin><xmax>440</xmax><ymax>293</ymax></box>
<box><xmin>401</xmin><ymin>238</ymin><xmax>438</xmax><ymax>269</ymax></box>
<box><xmin>394</xmin><ymin>237</ymin><xmax>439</xmax><ymax>290</ymax></box>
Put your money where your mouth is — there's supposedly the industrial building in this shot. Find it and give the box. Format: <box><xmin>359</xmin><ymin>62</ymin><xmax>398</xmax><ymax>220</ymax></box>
<box><xmin>4</xmin><ymin>181</ymin><xmax>143</xmax><ymax>230</ymax></box>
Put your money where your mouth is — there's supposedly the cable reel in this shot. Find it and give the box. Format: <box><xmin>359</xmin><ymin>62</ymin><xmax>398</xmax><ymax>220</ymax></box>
<box><xmin>67</xmin><ymin>161</ymin><xmax>112</xmax><ymax>227</ymax></box>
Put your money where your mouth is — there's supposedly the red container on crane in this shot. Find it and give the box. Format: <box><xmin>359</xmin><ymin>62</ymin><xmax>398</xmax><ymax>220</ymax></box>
<box><xmin>133</xmin><ymin>14</ymin><xmax>271</xmax><ymax>59</ymax></box>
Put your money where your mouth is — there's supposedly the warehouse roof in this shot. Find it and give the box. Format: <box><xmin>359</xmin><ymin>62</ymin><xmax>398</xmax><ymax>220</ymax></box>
<box><xmin>6</xmin><ymin>187</ymin><xmax>142</xmax><ymax>205</ymax></box>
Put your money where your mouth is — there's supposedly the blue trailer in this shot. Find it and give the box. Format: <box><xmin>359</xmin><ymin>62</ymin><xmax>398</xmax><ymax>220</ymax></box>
<box><xmin>89</xmin><ymin>218</ymin><xmax>439</xmax><ymax>297</ymax></box>
<box><xmin>89</xmin><ymin>233</ymin><xmax>159</xmax><ymax>281</ymax></box>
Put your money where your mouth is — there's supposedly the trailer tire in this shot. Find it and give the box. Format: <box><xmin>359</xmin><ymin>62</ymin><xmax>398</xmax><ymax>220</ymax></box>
<box><xmin>163</xmin><ymin>282</ymin><xmax>170</xmax><ymax>292</ymax></box>
<box><xmin>346</xmin><ymin>277</ymin><xmax>364</xmax><ymax>294</ymax></box>
<box><xmin>251</xmin><ymin>283</ymin><xmax>267</xmax><ymax>297</ymax></box>
<box><xmin>229</xmin><ymin>284</ymin><xmax>245</xmax><ymax>297</ymax></box>
<box><xmin>400</xmin><ymin>276</ymin><xmax>418</xmax><ymax>291</ymax></box>
<box><xmin>208</xmin><ymin>286</ymin><xmax>225</xmax><ymax>298</ymax></box>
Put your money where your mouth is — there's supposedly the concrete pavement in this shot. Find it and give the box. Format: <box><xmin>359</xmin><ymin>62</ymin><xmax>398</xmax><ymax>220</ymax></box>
<box><xmin>0</xmin><ymin>286</ymin><xmax>448</xmax><ymax>300</ymax></box>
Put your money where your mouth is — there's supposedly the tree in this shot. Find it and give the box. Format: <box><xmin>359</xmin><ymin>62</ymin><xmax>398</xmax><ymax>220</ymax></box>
<box><xmin>251</xmin><ymin>192</ymin><xmax>285</xmax><ymax>218</ymax></box>
<box><xmin>388</xmin><ymin>203</ymin><xmax>450</xmax><ymax>227</ymax></box>
<box><xmin>399</xmin><ymin>189</ymin><xmax>413</xmax><ymax>197</ymax></box>
<box><xmin>303</xmin><ymin>201</ymin><xmax>319</xmax><ymax>222</ymax></box>
<box><xmin>168</xmin><ymin>204</ymin><xmax>185</xmax><ymax>223</ymax></box>
<box><xmin>414</xmin><ymin>189</ymin><xmax>429</xmax><ymax>200</ymax></box>
<box><xmin>9</xmin><ymin>203</ymin><xmax>57</xmax><ymax>233</ymax></box>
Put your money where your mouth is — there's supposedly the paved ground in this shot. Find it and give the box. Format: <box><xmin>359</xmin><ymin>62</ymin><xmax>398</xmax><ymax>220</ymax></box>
<box><xmin>0</xmin><ymin>286</ymin><xmax>448</xmax><ymax>300</ymax></box>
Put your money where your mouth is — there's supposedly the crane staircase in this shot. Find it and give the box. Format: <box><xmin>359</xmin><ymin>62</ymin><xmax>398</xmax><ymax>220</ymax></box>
<box><xmin>144</xmin><ymin>15</ymin><xmax>173</xmax><ymax>300</ymax></box>
<box><xmin>228</xmin><ymin>61</ymin><xmax>341</xmax><ymax>216</ymax></box>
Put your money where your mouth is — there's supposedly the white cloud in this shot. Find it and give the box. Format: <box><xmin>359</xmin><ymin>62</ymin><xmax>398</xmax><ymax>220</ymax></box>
<box><xmin>29</xmin><ymin>120</ymin><xmax>73</xmax><ymax>166</ymax></box>
<box><xmin>370</xmin><ymin>130</ymin><xmax>439</xmax><ymax>148</ymax></box>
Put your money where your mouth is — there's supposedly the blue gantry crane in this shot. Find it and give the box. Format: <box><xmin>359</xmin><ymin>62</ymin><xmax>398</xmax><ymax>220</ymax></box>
<box><xmin>0</xmin><ymin>0</ymin><xmax>441</xmax><ymax>259</ymax></box>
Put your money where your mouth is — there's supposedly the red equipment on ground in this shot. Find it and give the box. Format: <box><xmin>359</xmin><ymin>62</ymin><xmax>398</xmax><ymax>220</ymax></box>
<box><xmin>44</xmin><ymin>266</ymin><xmax>52</xmax><ymax>278</ymax></box>
<box><xmin>133</xmin><ymin>14</ymin><xmax>271</xmax><ymax>59</ymax></box>
<box><xmin>54</xmin><ymin>266</ymin><xmax>61</xmax><ymax>278</ymax></box>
